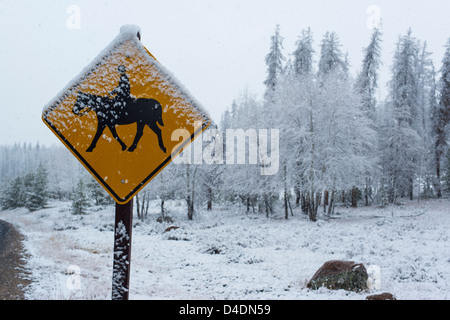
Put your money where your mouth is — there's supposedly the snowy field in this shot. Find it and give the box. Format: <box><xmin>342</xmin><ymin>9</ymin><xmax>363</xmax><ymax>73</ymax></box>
<box><xmin>0</xmin><ymin>198</ymin><xmax>449</xmax><ymax>300</ymax></box>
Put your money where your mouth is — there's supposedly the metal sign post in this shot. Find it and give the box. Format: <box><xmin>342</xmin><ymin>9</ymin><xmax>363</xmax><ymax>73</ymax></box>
<box><xmin>111</xmin><ymin>199</ymin><xmax>133</xmax><ymax>300</ymax></box>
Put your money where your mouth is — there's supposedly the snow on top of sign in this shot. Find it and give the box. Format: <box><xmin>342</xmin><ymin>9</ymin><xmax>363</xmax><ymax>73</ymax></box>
<box><xmin>43</xmin><ymin>25</ymin><xmax>211</xmax><ymax>124</ymax></box>
<box><xmin>119</xmin><ymin>24</ymin><xmax>141</xmax><ymax>37</ymax></box>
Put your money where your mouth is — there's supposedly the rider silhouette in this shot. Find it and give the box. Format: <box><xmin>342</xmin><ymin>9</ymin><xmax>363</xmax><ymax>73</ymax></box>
<box><xmin>109</xmin><ymin>65</ymin><xmax>131</xmax><ymax>109</ymax></box>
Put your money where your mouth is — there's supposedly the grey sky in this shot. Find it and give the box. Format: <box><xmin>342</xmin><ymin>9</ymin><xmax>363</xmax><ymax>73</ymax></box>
<box><xmin>1</xmin><ymin>0</ymin><xmax>449</xmax><ymax>146</ymax></box>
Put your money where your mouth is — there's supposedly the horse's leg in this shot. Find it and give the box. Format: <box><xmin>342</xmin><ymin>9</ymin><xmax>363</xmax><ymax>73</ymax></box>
<box><xmin>147</xmin><ymin>123</ymin><xmax>166</xmax><ymax>153</ymax></box>
<box><xmin>86</xmin><ymin>122</ymin><xmax>106</xmax><ymax>152</ymax></box>
<box><xmin>108</xmin><ymin>125</ymin><xmax>127</xmax><ymax>151</ymax></box>
<box><xmin>127</xmin><ymin>122</ymin><xmax>145</xmax><ymax>152</ymax></box>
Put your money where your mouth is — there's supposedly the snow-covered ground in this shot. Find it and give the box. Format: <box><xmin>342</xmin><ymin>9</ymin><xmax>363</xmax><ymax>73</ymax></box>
<box><xmin>0</xmin><ymin>198</ymin><xmax>449</xmax><ymax>300</ymax></box>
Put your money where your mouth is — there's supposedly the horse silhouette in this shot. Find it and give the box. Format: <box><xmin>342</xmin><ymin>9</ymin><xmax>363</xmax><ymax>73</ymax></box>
<box><xmin>72</xmin><ymin>92</ymin><xmax>166</xmax><ymax>153</ymax></box>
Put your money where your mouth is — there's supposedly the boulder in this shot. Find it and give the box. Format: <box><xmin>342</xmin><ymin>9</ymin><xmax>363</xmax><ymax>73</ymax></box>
<box><xmin>307</xmin><ymin>260</ymin><xmax>368</xmax><ymax>292</ymax></box>
<box><xmin>366</xmin><ymin>292</ymin><xmax>396</xmax><ymax>300</ymax></box>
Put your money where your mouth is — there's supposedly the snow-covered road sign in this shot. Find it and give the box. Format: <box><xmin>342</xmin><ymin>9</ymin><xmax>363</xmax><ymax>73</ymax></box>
<box><xmin>42</xmin><ymin>25</ymin><xmax>211</xmax><ymax>204</ymax></box>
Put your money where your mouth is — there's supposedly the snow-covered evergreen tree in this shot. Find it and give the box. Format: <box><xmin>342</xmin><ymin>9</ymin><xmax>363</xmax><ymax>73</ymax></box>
<box><xmin>264</xmin><ymin>24</ymin><xmax>285</xmax><ymax>101</ymax></box>
<box><xmin>444</xmin><ymin>149</ymin><xmax>450</xmax><ymax>195</ymax></box>
<box><xmin>355</xmin><ymin>28</ymin><xmax>383</xmax><ymax>205</ymax></box>
<box><xmin>24</xmin><ymin>163</ymin><xmax>49</xmax><ymax>211</ymax></box>
<box><xmin>71</xmin><ymin>178</ymin><xmax>90</xmax><ymax>215</ymax></box>
<box><xmin>293</xmin><ymin>27</ymin><xmax>314</xmax><ymax>76</ymax></box>
<box><xmin>433</xmin><ymin>38</ymin><xmax>450</xmax><ymax>197</ymax></box>
<box><xmin>438</xmin><ymin>38</ymin><xmax>450</xmax><ymax>125</ymax></box>
<box><xmin>383</xmin><ymin>29</ymin><xmax>421</xmax><ymax>201</ymax></box>
<box><xmin>318</xmin><ymin>32</ymin><xmax>344</xmax><ymax>76</ymax></box>
<box><xmin>356</xmin><ymin>27</ymin><xmax>382</xmax><ymax>120</ymax></box>
<box><xmin>390</xmin><ymin>29</ymin><xmax>420</xmax><ymax>126</ymax></box>
<box><xmin>0</xmin><ymin>176</ymin><xmax>25</xmax><ymax>210</ymax></box>
<box><xmin>87</xmin><ymin>176</ymin><xmax>112</xmax><ymax>206</ymax></box>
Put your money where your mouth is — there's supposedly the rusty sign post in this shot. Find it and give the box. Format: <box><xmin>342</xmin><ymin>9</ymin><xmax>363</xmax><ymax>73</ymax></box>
<box><xmin>111</xmin><ymin>200</ymin><xmax>133</xmax><ymax>300</ymax></box>
<box><xmin>42</xmin><ymin>25</ymin><xmax>210</xmax><ymax>300</ymax></box>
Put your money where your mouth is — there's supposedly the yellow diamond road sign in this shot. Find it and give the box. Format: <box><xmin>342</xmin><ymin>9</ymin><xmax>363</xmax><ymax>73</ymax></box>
<box><xmin>42</xmin><ymin>25</ymin><xmax>211</xmax><ymax>204</ymax></box>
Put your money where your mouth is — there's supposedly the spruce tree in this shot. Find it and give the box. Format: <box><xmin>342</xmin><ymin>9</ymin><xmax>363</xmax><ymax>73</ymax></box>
<box><xmin>444</xmin><ymin>149</ymin><xmax>450</xmax><ymax>195</ymax></box>
<box><xmin>293</xmin><ymin>27</ymin><xmax>314</xmax><ymax>76</ymax></box>
<box><xmin>439</xmin><ymin>38</ymin><xmax>450</xmax><ymax>125</ymax></box>
<box><xmin>71</xmin><ymin>178</ymin><xmax>90</xmax><ymax>215</ymax></box>
<box><xmin>87</xmin><ymin>176</ymin><xmax>112</xmax><ymax>205</ymax></box>
<box><xmin>386</xmin><ymin>29</ymin><xmax>421</xmax><ymax>201</ymax></box>
<box><xmin>433</xmin><ymin>38</ymin><xmax>450</xmax><ymax>197</ymax></box>
<box><xmin>0</xmin><ymin>177</ymin><xmax>22</xmax><ymax>210</ymax></box>
<box><xmin>357</xmin><ymin>27</ymin><xmax>382</xmax><ymax>119</ymax></box>
<box><xmin>26</xmin><ymin>163</ymin><xmax>49</xmax><ymax>211</ymax></box>
<box><xmin>264</xmin><ymin>24</ymin><xmax>285</xmax><ymax>100</ymax></box>
<box><xmin>318</xmin><ymin>31</ymin><xmax>344</xmax><ymax>75</ymax></box>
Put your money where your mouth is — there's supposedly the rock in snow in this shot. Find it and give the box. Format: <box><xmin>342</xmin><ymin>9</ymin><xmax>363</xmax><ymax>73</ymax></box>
<box><xmin>307</xmin><ymin>260</ymin><xmax>368</xmax><ymax>292</ymax></box>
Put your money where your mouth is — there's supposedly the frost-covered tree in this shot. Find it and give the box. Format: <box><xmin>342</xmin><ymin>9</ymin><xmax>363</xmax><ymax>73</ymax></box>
<box><xmin>0</xmin><ymin>176</ymin><xmax>25</xmax><ymax>210</ymax></box>
<box><xmin>24</xmin><ymin>163</ymin><xmax>49</xmax><ymax>211</ymax></box>
<box><xmin>293</xmin><ymin>27</ymin><xmax>314</xmax><ymax>76</ymax></box>
<box><xmin>390</xmin><ymin>29</ymin><xmax>420</xmax><ymax>127</ymax></box>
<box><xmin>413</xmin><ymin>42</ymin><xmax>437</xmax><ymax>199</ymax></box>
<box><xmin>318</xmin><ymin>32</ymin><xmax>344</xmax><ymax>76</ymax></box>
<box><xmin>0</xmin><ymin>144</ymin><xmax>82</xmax><ymax>201</ymax></box>
<box><xmin>355</xmin><ymin>28</ymin><xmax>383</xmax><ymax>205</ymax></box>
<box><xmin>356</xmin><ymin>27</ymin><xmax>382</xmax><ymax>120</ymax></box>
<box><xmin>0</xmin><ymin>163</ymin><xmax>48</xmax><ymax>211</ymax></box>
<box><xmin>383</xmin><ymin>29</ymin><xmax>421</xmax><ymax>201</ymax></box>
<box><xmin>87</xmin><ymin>176</ymin><xmax>112</xmax><ymax>206</ymax></box>
<box><xmin>221</xmin><ymin>91</ymin><xmax>268</xmax><ymax>213</ymax></box>
<box><xmin>198</xmin><ymin>124</ymin><xmax>224</xmax><ymax>211</ymax></box>
<box><xmin>264</xmin><ymin>24</ymin><xmax>285</xmax><ymax>101</ymax></box>
<box><xmin>71</xmin><ymin>178</ymin><xmax>90</xmax><ymax>215</ymax></box>
<box><xmin>433</xmin><ymin>38</ymin><xmax>450</xmax><ymax>197</ymax></box>
<box><xmin>443</xmin><ymin>149</ymin><xmax>450</xmax><ymax>195</ymax></box>
<box><xmin>273</xmin><ymin>62</ymin><xmax>376</xmax><ymax>219</ymax></box>
<box><xmin>141</xmin><ymin>161</ymin><xmax>181</xmax><ymax>221</ymax></box>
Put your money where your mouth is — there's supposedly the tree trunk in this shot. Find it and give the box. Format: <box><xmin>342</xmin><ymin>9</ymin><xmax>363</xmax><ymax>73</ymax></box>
<box><xmin>136</xmin><ymin>191</ymin><xmax>149</xmax><ymax>221</ymax></box>
<box><xmin>283</xmin><ymin>164</ymin><xmax>288</xmax><ymax>219</ymax></box>
<box><xmin>288</xmin><ymin>197</ymin><xmax>294</xmax><ymax>216</ymax></box>
<box><xmin>295</xmin><ymin>186</ymin><xmax>300</xmax><ymax>206</ymax></box>
<box><xmin>328</xmin><ymin>189</ymin><xmax>335</xmax><ymax>216</ymax></box>
<box><xmin>435</xmin><ymin>148</ymin><xmax>442</xmax><ymax>198</ymax></box>
<box><xmin>144</xmin><ymin>192</ymin><xmax>149</xmax><ymax>220</ymax></box>
<box><xmin>308</xmin><ymin>191</ymin><xmax>318</xmax><ymax>222</ymax></box>
<box><xmin>207</xmin><ymin>186</ymin><xmax>212</xmax><ymax>211</ymax></box>
<box><xmin>351</xmin><ymin>187</ymin><xmax>358</xmax><ymax>208</ymax></box>
<box><xmin>136</xmin><ymin>193</ymin><xmax>142</xmax><ymax>221</ymax></box>
<box><xmin>364</xmin><ymin>177</ymin><xmax>370</xmax><ymax>206</ymax></box>
<box><xmin>409</xmin><ymin>177</ymin><xmax>414</xmax><ymax>200</ymax></box>
<box><xmin>186</xmin><ymin>165</ymin><xmax>194</xmax><ymax>220</ymax></box>
<box><xmin>246</xmin><ymin>196</ymin><xmax>250</xmax><ymax>213</ymax></box>
<box><xmin>187</xmin><ymin>195</ymin><xmax>193</xmax><ymax>220</ymax></box>
<box><xmin>323</xmin><ymin>190</ymin><xmax>328</xmax><ymax>213</ymax></box>
<box><xmin>284</xmin><ymin>189</ymin><xmax>288</xmax><ymax>219</ymax></box>
<box><xmin>303</xmin><ymin>193</ymin><xmax>309</xmax><ymax>215</ymax></box>
<box><xmin>264</xmin><ymin>194</ymin><xmax>273</xmax><ymax>218</ymax></box>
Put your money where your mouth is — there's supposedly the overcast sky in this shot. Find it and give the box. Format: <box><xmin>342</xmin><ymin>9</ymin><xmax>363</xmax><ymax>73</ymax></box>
<box><xmin>1</xmin><ymin>0</ymin><xmax>449</xmax><ymax>146</ymax></box>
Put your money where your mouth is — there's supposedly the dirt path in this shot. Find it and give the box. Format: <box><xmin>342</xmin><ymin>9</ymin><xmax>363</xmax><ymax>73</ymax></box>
<box><xmin>0</xmin><ymin>219</ymin><xmax>31</xmax><ymax>300</ymax></box>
